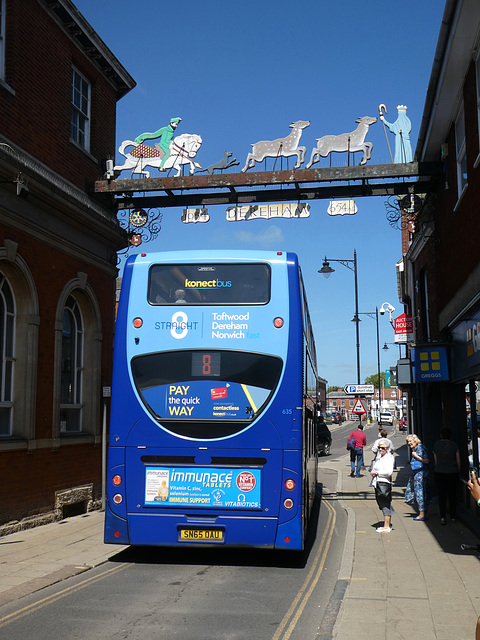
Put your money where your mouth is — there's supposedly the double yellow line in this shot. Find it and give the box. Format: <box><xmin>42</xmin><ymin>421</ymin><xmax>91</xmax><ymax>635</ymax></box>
<box><xmin>1</xmin><ymin>499</ymin><xmax>336</xmax><ymax>636</ymax></box>
<box><xmin>0</xmin><ymin>563</ymin><xmax>131</xmax><ymax>629</ymax></box>
<box><xmin>272</xmin><ymin>497</ymin><xmax>336</xmax><ymax>640</ymax></box>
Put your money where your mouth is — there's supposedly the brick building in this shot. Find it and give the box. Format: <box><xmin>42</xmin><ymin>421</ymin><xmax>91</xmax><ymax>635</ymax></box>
<box><xmin>0</xmin><ymin>0</ymin><xmax>135</xmax><ymax>530</ymax></box>
<box><xmin>327</xmin><ymin>387</ymin><xmax>402</xmax><ymax>421</ymax></box>
<box><xmin>397</xmin><ymin>0</ymin><xmax>480</xmax><ymax>514</ymax></box>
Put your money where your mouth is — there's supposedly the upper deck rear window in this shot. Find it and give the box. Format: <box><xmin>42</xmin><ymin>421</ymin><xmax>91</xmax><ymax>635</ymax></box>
<box><xmin>148</xmin><ymin>263</ymin><xmax>271</xmax><ymax>305</ymax></box>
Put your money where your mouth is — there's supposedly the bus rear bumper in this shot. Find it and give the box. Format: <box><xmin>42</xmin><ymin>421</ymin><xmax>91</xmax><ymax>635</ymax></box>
<box><xmin>104</xmin><ymin>504</ymin><xmax>129</xmax><ymax>544</ymax></box>
<box><xmin>123</xmin><ymin>513</ymin><xmax>303</xmax><ymax>550</ymax></box>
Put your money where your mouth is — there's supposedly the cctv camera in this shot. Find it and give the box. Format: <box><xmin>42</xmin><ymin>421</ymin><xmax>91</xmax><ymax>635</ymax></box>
<box><xmin>379</xmin><ymin>308</ymin><xmax>385</xmax><ymax>315</ymax></box>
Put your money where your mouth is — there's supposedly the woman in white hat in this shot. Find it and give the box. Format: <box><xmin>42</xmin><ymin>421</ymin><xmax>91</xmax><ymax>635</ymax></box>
<box><xmin>370</xmin><ymin>438</ymin><xmax>395</xmax><ymax>532</ymax></box>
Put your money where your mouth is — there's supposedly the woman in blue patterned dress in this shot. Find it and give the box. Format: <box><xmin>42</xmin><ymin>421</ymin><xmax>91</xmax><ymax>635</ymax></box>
<box><xmin>405</xmin><ymin>434</ymin><xmax>430</xmax><ymax>521</ymax></box>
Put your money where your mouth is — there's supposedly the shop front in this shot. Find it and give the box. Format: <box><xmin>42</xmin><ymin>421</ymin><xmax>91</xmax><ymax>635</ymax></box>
<box><xmin>450</xmin><ymin>304</ymin><xmax>480</xmax><ymax>518</ymax></box>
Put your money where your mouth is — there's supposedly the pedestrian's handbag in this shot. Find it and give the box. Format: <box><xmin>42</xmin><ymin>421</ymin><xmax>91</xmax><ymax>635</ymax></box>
<box><xmin>375</xmin><ymin>481</ymin><xmax>391</xmax><ymax>500</ymax></box>
<box><xmin>346</xmin><ymin>434</ymin><xmax>356</xmax><ymax>451</ymax></box>
<box><xmin>410</xmin><ymin>458</ymin><xmax>423</xmax><ymax>471</ymax></box>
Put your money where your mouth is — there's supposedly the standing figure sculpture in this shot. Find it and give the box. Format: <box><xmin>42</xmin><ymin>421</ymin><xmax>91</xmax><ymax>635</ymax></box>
<box><xmin>379</xmin><ymin>104</ymin><xmax>412</xmax><ymax>163</ymax></box>
<box><xmin>134</xmin><ymin>117</ymin><xmax>182</xmax><ymax>169</ymax></box>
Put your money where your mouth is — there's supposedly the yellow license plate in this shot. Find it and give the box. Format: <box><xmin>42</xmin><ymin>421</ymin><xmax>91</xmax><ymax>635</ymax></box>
<box><xmin>179</xmin><ymin>528</ymin><xmax>224</xmax><ymax>541</ymax></box>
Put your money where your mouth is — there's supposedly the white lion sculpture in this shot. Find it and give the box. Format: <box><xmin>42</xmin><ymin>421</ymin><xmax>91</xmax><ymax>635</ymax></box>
<box><xmin>114</xmin><ymin>133</ymin><xmax>202</xmax><ymax>178</ymax></box>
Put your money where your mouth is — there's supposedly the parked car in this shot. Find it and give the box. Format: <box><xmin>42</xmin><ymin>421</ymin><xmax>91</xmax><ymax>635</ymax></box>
<box><xmin>317</xmin><ymin>419</ymin><xmax>332</xmax><ymax>456</ymax></box>
<box><xmin>324</xmin><ymin>412</ymin><xmax>335</xmax><ymax>424</ymax></box>
<box><xmin>332</xmin><ymin>412</ymin><xmax>343</xmax><ymax>424</ymax></box>
<box><xmin>379</xmin><ymin>411</ymin><xmax>394</xmax><ymax>426</ymax></box>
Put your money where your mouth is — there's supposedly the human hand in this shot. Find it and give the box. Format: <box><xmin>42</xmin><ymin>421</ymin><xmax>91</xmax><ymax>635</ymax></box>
<box><xmin>467</xmin><ymin>470</ymin><xmax>480</xmax><ymax>502</ymax></box>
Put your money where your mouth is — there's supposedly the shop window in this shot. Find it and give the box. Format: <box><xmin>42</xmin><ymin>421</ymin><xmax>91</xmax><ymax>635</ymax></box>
<box><xmin>0</xmin><ymin>0</ymin><xmax>5</xmax><ymax>81</ymax></box>
<box><xmin>455</xmin><ymin>103</ymin><xmax>468</xmax><ymax>198</ymax></box>
<box><xmin>476</xmin><ymin>50</ymin><xmax>480</xmax><ymax>161</ymax></box>
<box><xmin>418</xmin><ymin>268</ymin><xmax>431</xmax><ymax>341</ymax></box>
<box><xmin>468</xmin><ymin>381</ymin><xmax>480</xmax><ymax>473</ymax></box>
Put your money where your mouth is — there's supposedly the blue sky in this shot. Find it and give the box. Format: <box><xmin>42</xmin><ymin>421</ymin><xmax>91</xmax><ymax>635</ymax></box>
<box><xmin>75</xmin><ymin>0</ymin><xmax>445</xmax><ymax>387</ymax></box>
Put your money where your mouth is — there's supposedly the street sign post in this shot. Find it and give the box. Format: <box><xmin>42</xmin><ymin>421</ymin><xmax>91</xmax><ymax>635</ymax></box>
<box><xmin>352</xmin><ymin>398</ymin><xmax>367</xmax><ymax>414</ymax></box>
<box><xmin>343</xmin><ymin>384</ymin><xmax>375</xmax><ymax>394</ymax></box>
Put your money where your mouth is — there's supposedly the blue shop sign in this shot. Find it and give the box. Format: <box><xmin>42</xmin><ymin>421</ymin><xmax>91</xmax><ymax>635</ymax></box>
<box><xmin>451</xmin><ymin>307</ymin><xmax>480</xmax><ymax>380</ymax></box>
<box><xmin>412</xmin><ymin>346</ymin><xmax>449</xmax><ymax>382</ymax></box>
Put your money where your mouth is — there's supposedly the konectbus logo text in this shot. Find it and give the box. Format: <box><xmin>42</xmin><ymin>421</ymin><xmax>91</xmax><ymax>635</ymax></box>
<box><xmin>184</xmin><ymin>279</ymin><xmax>232</xmax><ymax>288</ymax></box>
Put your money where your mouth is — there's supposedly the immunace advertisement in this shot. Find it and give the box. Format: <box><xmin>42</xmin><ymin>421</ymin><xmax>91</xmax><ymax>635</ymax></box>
<box><xmin>144</xmin><ymin>466</ymin><xmax>262</xmax><ymax>509</ymax></box>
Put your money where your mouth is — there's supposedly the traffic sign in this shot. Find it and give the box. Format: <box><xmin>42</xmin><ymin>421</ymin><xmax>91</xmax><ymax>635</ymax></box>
<box><xmin>352</xmin><ymin>398</ymin><xmax>367</xmax><ymax>414</ymax></box>
<box><xmin>343</xmin><ymin>384</ymin><xmax>375</xmax><ymax>394</ymax></box>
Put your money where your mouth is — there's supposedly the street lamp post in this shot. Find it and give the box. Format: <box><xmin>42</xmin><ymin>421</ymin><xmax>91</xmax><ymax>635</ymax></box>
<box><xmin>383</xmin><ymin>341</ymin><xmax>402</xmax><ymax>358</ymax></box>
<box><xmin>319</xmin><ymin>249</ymin><xmax>360</xmax><ymax>384</ymax></box>
<box><xmin>355</xmin><ymin>308</ymin><xmax>381</xmax><ymax>419</ymax></box>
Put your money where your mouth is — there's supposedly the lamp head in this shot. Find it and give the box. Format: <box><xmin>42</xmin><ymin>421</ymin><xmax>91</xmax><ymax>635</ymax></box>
<box><xmin>318</xmin><ymin>257</ymin><xmax>335</xmax><ymax>278</ymax></box>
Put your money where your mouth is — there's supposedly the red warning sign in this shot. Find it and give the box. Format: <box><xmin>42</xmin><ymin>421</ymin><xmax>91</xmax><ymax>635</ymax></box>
<box><xmin>352</xmin><ymin>397</ymin><xmax>367</xmax><ymax>414</ymax></box>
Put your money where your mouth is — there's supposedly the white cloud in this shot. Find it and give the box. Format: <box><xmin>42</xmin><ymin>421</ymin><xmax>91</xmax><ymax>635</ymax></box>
<box><xmin>214</xmin><ymin>224</ymin><xmax>284</xmax><ymax>247</ymax></box>
<box><xmin>215</xmin><ymin>222</ymin><xmax>285</xmax><ymax>249</ymax></box>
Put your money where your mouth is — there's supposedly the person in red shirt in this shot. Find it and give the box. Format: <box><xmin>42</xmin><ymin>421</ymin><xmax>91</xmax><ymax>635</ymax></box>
<box><xmin>348</xmin><ymin>424</ymin><xmax>367</xmax><ymax>477</ymax></box>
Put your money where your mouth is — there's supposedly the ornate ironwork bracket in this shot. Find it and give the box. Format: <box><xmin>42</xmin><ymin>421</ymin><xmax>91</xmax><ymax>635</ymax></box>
<box><xmin>117</xmin><ymin>207</ymin><xmax>163</xmax><ymax>262</ymax></box>
<box><xmin>384</xmin><ymin>194</ymin><xmax>435</xmax><ymax>230</ymax></box>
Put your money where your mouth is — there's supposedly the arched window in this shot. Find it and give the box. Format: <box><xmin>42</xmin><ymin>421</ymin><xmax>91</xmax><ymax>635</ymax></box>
<box><xmin>60</xmin><ymin>295</ymin><xmax>84</xmax><ymax>432</ymax></box>
<box><xmin>54</xmin><ymin>277</ymin><xmax>102</xmax><ymax>440</ymax></box>
<box><xmin>0</xmin><ymin>273</ymin><xmax>15</xmax><ymax>435</ymax></box>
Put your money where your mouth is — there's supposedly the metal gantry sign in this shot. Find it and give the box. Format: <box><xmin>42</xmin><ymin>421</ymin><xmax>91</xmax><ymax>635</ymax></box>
<box><xmin>95</xmin><ymin>108</ymin><xmax>442</xmax><ymax>220</ymax></box>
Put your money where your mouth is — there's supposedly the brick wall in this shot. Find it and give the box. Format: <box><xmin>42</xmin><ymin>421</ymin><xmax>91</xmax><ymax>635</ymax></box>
<box><xmin>0</xmin><ymin>0</ymin><xmax>131</xmax><ymax>528</ymax></box>
<box><xmin>1</xmin><ymin>0</ymin><xmax>117</xmax><ymax>189</ymax></box>
<box><xmin>0</xmin><ymin>225</ymin><xmax>115</xmax><ymax>434</ymax></box>
<box><xmin>432</xmin><ymin>62</ymin><xmax>480</xmax><ymax>314</ymax></box>
<box><xmin>0</xmin><ymin>446</ymin><xmax>102</xmax><ymax>523</ymax></box>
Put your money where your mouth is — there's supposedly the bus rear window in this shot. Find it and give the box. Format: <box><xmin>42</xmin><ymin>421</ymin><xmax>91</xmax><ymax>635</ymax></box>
<box><xmin>148</xmin><ymin>263</ymin><xmax>270</xmax><ymax>305</ymax></box>
<box><xmin>131</xmin><ymin>349</ymin><xmax>282</xmax><ymax>438</ymax></box>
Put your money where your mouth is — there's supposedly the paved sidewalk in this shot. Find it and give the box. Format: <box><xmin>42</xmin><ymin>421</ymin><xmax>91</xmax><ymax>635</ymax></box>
<box><xmin>324</xmin><ymin>429</ymin><xmax>480</xmax><ymax>640</ymax></box>
<box><xmin>0</xmin><ymin>510</ymin><xmax>127</xmax><ymax>607</ymax></box>
<box><xmin>0</xmin><ymin>429</ymin><xmax>480</xmax><ymax>640</ymax></box>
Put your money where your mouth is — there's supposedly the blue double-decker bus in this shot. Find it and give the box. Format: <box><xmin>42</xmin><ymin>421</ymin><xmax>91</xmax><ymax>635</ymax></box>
<box><xmin>105</xmin><ymin>250</ymin><xmax>319</xmax><ymax>549</ymax></box>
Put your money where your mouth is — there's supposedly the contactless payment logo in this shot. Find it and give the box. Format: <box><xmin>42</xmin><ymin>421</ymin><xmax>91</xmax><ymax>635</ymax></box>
<box><xmin>211</xmin><ymin>387</ymin><xmax>228</xmax><ymax>400</ymax></box>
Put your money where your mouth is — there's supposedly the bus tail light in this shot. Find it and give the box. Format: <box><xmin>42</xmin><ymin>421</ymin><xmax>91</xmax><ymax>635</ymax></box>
<box><xmin>133</xmin><ymin>317</ymin><xmax>143</xmax><ymax>328</ymax></box>
<box><xmin>112</xmin><ymin>475</ymin><xmax>122</xmax><ymax>486</ymax></box>
<box><xmin>113</xmin><ymin>493</ymin><xmax>123</xmax><ymax>505</ymax></box>
<box><xmin>285</xmin><ymin>479</ymin><xmax>295</xmax><ymax>490</ymax></box>
<box><xmin>283</xmin><ymin>498</ymin><xmax>294</xmax><ymax>510</ymax></box>
<box><xmin>273</xmin><ymin>317</ymin><xmax>284</xmax><ymax>328</ymax></box>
